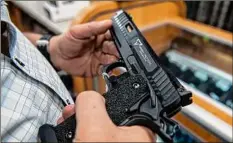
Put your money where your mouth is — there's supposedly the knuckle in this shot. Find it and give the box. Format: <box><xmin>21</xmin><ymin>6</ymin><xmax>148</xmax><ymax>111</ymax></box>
<box><xmin>87</xmin><ymin>22</ymin><xmax>97</xmax><ymax>34</ymax></box>
<box><xmin>77</xmin><ymin>91</ymin><xmax>91</xmax><ymax>99</ymax></box>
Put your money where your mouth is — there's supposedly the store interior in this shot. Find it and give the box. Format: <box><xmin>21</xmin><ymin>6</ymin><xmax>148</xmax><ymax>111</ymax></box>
<box><xmin>5</xmin><ymin>1</ymin><xmax>233</xmax><ymax>142</ymax></box>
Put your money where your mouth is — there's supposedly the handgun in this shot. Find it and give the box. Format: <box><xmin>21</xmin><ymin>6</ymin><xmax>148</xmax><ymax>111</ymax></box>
<box><xmin>39</xmin><ymin>10</ymin><xmax>192</xmax><ymax>143</ymax></box>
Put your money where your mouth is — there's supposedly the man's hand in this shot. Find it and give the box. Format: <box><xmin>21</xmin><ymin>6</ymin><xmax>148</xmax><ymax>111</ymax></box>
<box><xmin>49</xmin><ymin>20</ymin><xmax>119</xmax><ymax>76</ymax></box>
<box><xmin>57</xmin><ymin>91</ymin><xmax>155</xmax><ymax>142</ymax></box>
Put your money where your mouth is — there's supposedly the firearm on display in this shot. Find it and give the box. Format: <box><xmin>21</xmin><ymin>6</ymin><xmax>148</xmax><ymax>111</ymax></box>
<box><xmin>38</xmin><ymin>10</ymin><xmax>193</xmax><ymax>143</ymax></box>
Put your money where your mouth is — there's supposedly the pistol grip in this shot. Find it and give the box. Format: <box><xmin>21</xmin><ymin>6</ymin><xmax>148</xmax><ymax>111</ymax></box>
<box><xmin>39</xmin><ymin>73</ymin><xmax>150</xmax><ymax>143</ymax></box>
<box><xmin>39</xmin><ymin>114</ymin><xmax>76</xmax><ymax>143</ymax></box>
<box><xmin>104</xmin><ymin>73</ymin><xmax>149</xmax><ymax>125</ymax></box>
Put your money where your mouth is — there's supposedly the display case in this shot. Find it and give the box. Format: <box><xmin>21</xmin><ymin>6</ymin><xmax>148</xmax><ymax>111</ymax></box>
<box><xmin>117</xmin><ymin>22</ymin><xmax>232</xmax><ymax>142</ymax></box>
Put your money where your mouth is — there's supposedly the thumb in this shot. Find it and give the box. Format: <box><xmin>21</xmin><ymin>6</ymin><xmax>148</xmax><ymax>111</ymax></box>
<box><xmin>75</xmin><ymin>91</ymin><xmax>116</xmax><ymax>139</ymax></box>
<box><xmin>70</xmin><ymin>20</ymin><xmax>112</xmax><ymax>39</ymax></box>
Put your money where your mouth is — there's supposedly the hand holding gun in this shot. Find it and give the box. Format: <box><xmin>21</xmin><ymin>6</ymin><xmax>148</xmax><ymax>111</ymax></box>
<box><xmin>39</xmin><ymin>10</ymin><xmax>192</xmax><ymax>143</ymax></box>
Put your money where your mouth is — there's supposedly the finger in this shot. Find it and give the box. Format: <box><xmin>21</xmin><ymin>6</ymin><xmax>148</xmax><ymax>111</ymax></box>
<box><xmin>57</xmin><ymin>117</ymin><xmax>64</xmax><ymax>124</ymax></box>
<box><xmin>97</xmin><ymin>64</ymin><xmax>114</xmax><ymax>77</ymax></box>
<box><xmin>97</xmin><ymin>64</ymin><xmax>104</xmax><ymax>75</ymax></box>
<box><xmin>105</xmin><ymin>30</ymin><xmax>112</xmax><ymax>40</ymax></box>
<box><xmin>102</xmin><ymin>41</ymin><xmax>119</xmax><ymax>57</ymax></box>
<box><xmin>119</xmin><ymin>126</ymin><xmax>155</xmax><ymax>142</ymax></box>
<box><xmin>70</xmin><ymin>20</ymin><xmax>112</xmax><ymax>39</ymax></box>
<box><xmin>95</xmin><ymin>34</ymin><xmax>106</xmax><ymax>48</ymax></box>
<box><xmin>57</xmin><ymin>104</ymin><xmax>75</xmax><ymax>124</ymax></box>
<box><xmin>62</xmin><ymin>104</ymin><xmax>75</xmax><ymax>120</ymax></box>
<box><xmin>100</xmin><ymin>54</ymin><xmax>117</xmax><ymax>65</ymax></box>
<box><xmin>75</xmin><ymin>91</ymin><xmax>115</xmax><ymax>131</ymax></box>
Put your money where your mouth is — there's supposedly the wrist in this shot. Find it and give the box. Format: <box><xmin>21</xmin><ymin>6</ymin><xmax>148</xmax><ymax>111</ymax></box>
<box><xmin>37</xmin><ymin>34</ymin><xmax>61</xmax><ymax>71</ymax></box>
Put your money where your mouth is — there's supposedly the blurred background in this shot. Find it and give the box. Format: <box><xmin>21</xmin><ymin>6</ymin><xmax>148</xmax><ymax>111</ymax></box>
<box><xmin>7</xmin><ymin>1</ymin><xmax>232</xmax><ymax>142</ymax></box>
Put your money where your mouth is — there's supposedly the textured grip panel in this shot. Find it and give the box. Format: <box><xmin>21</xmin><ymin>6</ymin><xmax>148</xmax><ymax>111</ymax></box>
<box><xmin>51</xmin><ymin>73</ymin><xmax>149</xmax><ymax>143</ymax></box>
<box><xmin>104</xmin><ymin>73</ymin><xmax>148</xmax><ymax>125</ymax></box>
<box><xmin>54</xmin><ymin>114</ymin><xmax>76</xmax><ymax>143</ymax></box>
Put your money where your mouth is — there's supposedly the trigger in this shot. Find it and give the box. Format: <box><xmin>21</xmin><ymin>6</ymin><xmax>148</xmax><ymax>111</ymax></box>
<box><xmin>102</xmin><ymin>61</ymin><xmax>127</xmax><ymax>91</ymax></box>
<box><xmin>104</xmin><ymin>76</ymin><xmax>112</xmax><ymax>91</ymax></box>
<box><xmin>102</xmin><ymin>71</ymin><xmax>112</xmax><ymax>91</ymax></box>
<box><xmin>102</xmin><ymin>64</ymin><xmax>111</xmax><ymax>91</ymax></box>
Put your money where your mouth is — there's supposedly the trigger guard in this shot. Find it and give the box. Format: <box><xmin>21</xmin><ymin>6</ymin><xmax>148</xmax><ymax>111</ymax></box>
<box><xmin>102</xmin><ymin>61</ymin><xmax>126</xmax><ymax>74</ymax></box>
<box><xmin>102</xmin><ymin>61</ymin><xmax>126</xmax><ymax>91</ymax></box>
